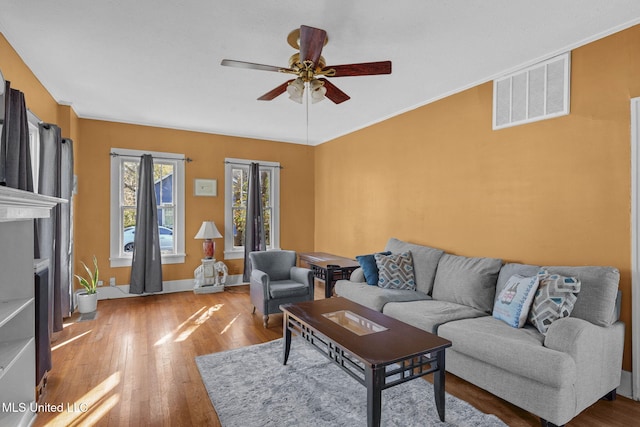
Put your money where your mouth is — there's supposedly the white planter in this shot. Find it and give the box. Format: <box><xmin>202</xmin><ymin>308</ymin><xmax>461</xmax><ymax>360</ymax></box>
<box><xmin>77</xmin><ymin>291</ymin><xmax>98</xmax><ymax>313</ymax></box>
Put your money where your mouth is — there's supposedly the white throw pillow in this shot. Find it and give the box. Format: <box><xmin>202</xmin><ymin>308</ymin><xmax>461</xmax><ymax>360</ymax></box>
<box><xmin>493</xmin><ymin>274</ymin><xmax>539</xmax><ymax>328</ymax></box>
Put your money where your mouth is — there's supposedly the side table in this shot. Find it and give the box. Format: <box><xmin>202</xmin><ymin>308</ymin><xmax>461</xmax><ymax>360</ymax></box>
<box><xmin>299</xmin><ymin>252</ymin><xmax>360</xmax><ymax>298</ymax></box>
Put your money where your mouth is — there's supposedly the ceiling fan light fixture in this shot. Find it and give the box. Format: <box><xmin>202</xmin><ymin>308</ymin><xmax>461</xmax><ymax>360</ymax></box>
<box><xmin>221</xmin><ymin>25</ymin><xmax>391</xmax><ymax>104</ymax></box>
<box><xmin>309</xmin><ymin>79</ymin><xmax>326</xmax><ymax>103</ymax></box>
<box><xmin>287</xmin><ymin>77</ymin><xmax>304</xmax><ymax>103</ymax></box>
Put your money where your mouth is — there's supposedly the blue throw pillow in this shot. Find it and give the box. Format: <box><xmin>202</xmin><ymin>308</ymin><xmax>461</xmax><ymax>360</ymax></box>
<box><xmin>356</xmin><ymin>251</ymin><xmax>391</xmax><ymax>285</ymax></box>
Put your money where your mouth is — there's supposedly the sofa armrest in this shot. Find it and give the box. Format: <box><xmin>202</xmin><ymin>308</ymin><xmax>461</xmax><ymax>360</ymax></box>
<box><xmin>544</xmin><ymin>317</ymin><xmax>613</xmax><ymax>354</ymax></box>
<box><xmin>290</xmin><ymin>266</ymin><xmax>314</xmax><ymax>287</ymax></box>
<box><xmin>250</xmin><ymin>269</ymin><xmax>270</xmax><ymax>298</ymax></box>
<box><xmin>349</xmin><ymin>267</ymin><xmax>365</xmax><ymax>283</ymax></box>
<box><xmin>544</xmin><ymin>317</ymin><xmax>625</xmax><ymax>406</ymax></box>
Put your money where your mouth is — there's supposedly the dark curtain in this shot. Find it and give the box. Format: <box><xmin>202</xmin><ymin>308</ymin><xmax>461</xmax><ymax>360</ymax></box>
<box><xmin>243</xmin><ymin>162</ymin><xmax>266</xmax><ymax>282</ymax></box>
<box><xmin>0</xmin><ymin>80</ymin><xmax>33</xmax><ymax>191</ymax></box>
<box><xmin>129</xmin><ymin>154</ymin><xmax>163</xmax><ymax>294</ymax></box>
<box><xmin>36</xmin><ymin>124</ymin><xmax>74</xmax><ymax>333</ymax></box>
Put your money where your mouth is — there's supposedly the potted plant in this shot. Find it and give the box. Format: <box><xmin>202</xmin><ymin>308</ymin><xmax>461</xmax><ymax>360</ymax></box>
<box><xmin>75</xmin><ymin>255</ymin><xmax>99</xmax><ymax>313</ymax></box>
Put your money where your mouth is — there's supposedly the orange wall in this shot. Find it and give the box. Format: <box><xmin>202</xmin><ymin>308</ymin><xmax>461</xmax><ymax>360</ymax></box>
<box><xmin>0</xmin><ymin>34</ymin><xmax>79</xmax><ymax>175</ymax></box>
<box><xmin>75</xmin><ymin>120</ymin><xmax>315</xmax><ymax>284</ymax></box>
<box><xmin>315</xmin><ymin>25</ymin><xmax>640</xmax><ymax>370</ymax></box>
<box><xmin>1</xmin><ymin>31</ymin><xmax>315</xmax><ymax>289</ymax></box>
<box><xmin>3</xmin><ymin>25</ymin><xmax>640</xmax><ymax>372</ymax></box>
<box><xmin>0</xmin><ymin>34</ymin><xmax>58</xmax><ymax>126</ymax></box>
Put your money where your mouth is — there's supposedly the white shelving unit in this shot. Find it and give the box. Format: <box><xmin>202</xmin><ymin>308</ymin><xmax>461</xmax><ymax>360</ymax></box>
<box><xmin>0</xmin><ymin>186</ymin><xmax>62</xmax><ymax>427</ymax></box>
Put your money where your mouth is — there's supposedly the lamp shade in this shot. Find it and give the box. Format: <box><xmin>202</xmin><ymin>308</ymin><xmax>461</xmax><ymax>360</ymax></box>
<box><xmin>194</xmin><ymin>221</ymin><xmax>222</xmax><ymax>239</ymax></box>
<box><xmin>287</xmin><ymin>77</ymin><xmax>304</xmax><ymax>103</ymax></box>
<box><xmin>310</xmin><ymin>79</ymin><xmax>326</xmax><ymax>103</ymax></box>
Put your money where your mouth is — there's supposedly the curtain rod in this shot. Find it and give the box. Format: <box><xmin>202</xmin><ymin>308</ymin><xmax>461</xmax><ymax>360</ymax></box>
<box><xmin>27</xmin><ymin>109</ymin><xmax>43</xmax><ymax>125</ymax></box>
<box><xmin>224</xmin><ymin>160</ymin><xmax>284</xmax><ymax>169</ymax></box>
<box><xmin>110</xmin><ymin>152</ymin><xmax>193</xmax><ymax>162</ymax></box>
<box><xmin>0</xmin><ymin>109</ymin><xmax>44</xmax><ymax>126</ymax></box>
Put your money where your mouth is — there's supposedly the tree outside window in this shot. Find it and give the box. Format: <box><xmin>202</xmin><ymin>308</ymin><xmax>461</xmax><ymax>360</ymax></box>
<box><xmin>231</xmin><ymin>166</ymin><xmax>272</xmax><ymax>247</ymax></box>
<box><xmin>120</xmin><ymin>159</ymin><xmax>176</xmax><ymax>254</ymax></box>
<box><xmin>224</xmin><ymin>158</ymin><xmax>280</xmax><ymax>259</ymax></box>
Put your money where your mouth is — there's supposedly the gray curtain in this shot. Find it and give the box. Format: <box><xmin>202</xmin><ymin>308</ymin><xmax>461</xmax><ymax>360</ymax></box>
<box><xmin>36</xmin><ymin>124</ymin><xmax>74</xmax><ymax>333</ymax></box>
<box><xmin>129</xmin><ymin>154</ymin><xmax>163</xmax><ymax>294</ymax></box>
<box><xmin>243</xmin><ymin>162</ymin><xmax>266</xmax><ymax>282</ymax></box>
<box><xmin>0</xmin><ymin>80</ymin><xmax>33</xmax><ymax>191</ymax></box>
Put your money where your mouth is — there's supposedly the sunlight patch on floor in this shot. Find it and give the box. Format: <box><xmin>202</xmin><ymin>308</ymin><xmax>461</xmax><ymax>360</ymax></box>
<box><xmin>175</xmin><ymin>304</ymin><xmax>224</xmax><ymax>342</ymax></box>
<box><xmin>154</xmin><ymin>306</ymin><xmax>206</xmax><ymax>346</ymax></box>
<box><xmin>155</xmin><ymin>304</ymin><xmax>224</xmax><ymax>345</ymax></box>
<box><xmin>220</xmin><ymin>313</ymin><xmax>240</xmax><ymax>335</ymax></box>
<box><xmin>51</xmin><ymin>330</ymin><xmax>92</xmax><ymax>352</ymax></box>
<box><xmin>45</xmin><ymin>371</ymin><xmax>121</xmax><ymax>427</ymax></box>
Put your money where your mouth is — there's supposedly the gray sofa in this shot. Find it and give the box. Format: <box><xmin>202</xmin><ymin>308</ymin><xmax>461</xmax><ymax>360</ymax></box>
<box><xmin>334</xmin><ymin>238</ymin><xmax>625</xmax><ymax>427</ymax></box>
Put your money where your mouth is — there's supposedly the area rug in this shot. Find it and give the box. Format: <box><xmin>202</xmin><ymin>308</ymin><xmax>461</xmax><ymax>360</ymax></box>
<box><xmin>196</xmin><ymin>338</ymin><xmax>507</xmax><ymax>427</ymax></box>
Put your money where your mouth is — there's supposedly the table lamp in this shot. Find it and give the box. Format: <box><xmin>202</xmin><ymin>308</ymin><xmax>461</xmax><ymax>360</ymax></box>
<box><xmin>194</xmin><ymin>221</ymin><xmax>223</xmax><ymax>259</ymax></box>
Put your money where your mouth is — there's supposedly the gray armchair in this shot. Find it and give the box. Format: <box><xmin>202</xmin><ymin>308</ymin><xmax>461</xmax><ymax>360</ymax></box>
<box><xmin>249</xmin><ymin>250</ymin><xmax>314</xmax><ymax>328</ymax></box>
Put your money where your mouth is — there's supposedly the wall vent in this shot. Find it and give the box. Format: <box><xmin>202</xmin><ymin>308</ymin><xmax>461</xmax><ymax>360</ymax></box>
<box><xmin>493</xmin><ymin>52</ymin><xmax>570</xmax><ymax>130</ymax></box>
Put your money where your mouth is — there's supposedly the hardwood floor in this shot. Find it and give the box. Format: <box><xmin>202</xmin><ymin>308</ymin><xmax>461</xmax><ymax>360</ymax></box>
<box><xmin>33</xmin><ymin>285</ymin><xmax>638</xmax><ymax>426</ymax></box>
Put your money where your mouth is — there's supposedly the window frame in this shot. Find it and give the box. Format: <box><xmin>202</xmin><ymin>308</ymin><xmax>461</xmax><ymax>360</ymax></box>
<box><xmin>109</xmin><ymin>148</ymin><xmax>186</xmax><ymax>268</ymax></box>
<box><xmin>224</xmin><ymin>157</ymin><xmax>280</xmax><ymax>260</ymax></box>
<box><xmin>27</xmin><ymin>111</ymin><xmax>40</xmax><ymax>193</ymax></box>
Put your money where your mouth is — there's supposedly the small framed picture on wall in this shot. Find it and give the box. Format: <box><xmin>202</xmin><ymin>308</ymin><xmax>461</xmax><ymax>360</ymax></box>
<box><xmin>194</xmin><ymin>179</ymin><xmax>217</xmax><ymax>197</ymax></box>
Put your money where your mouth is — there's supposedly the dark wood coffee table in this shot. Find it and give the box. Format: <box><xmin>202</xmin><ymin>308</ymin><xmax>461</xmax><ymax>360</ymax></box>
<box><xmin>280</xmin><ymin>298</ymin><xmax>452</xmax><ymax>427</ymax></box>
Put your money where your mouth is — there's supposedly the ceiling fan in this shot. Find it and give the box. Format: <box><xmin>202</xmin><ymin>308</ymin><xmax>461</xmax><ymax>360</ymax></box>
<box><xmin>221</xmin><ymin>25</ymin><xmax>392</xmax><ymax>104</ymax></box>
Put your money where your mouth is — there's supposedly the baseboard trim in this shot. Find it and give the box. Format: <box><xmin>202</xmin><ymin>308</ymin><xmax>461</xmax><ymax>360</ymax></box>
<box><xmin>90</xmin><ymin>274</ymin><xmax>245</xmax><ymax>300</ymax></box>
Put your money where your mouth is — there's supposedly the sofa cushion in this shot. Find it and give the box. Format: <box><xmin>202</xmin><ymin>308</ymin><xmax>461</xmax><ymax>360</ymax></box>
<box><xmin>334</xmin><ymin>280</ymin><xmax>430</xmax><ymax>311</ymax></box>
<box><xmin>528</xmin><ymin>270</ymin><xmax>580</xmax><ymax>334</ymax></box>
<box><xmin>543</xmin><ymin>266</ymin><xmax>619</xmax><ymax>327</ymax></box>
<box><xmin>355</xmin><ymin>251</ymin><xmax>391</xmax><ymax>285</ymax></box>
<box><xmin>349</xmin><ymin>267</ymin><xmax>365</xmax><ymax>283</ymax></box>
<box><xmin>384</xmin><ymin>238</ymin><xmax>445</xmax><ymax>295</ymax></box>
<box><xmin>493</xmin><ymin>274</ymin><xmax>539</xmax><ymax>328</ymax></box>
<box><xmin>382</xmin><ymin>300</ymin><xmax>488</xmax><ymax>334</ymax></box>
<box><xmin>432</xmin><ymin>254</ymin><xmax>502</xmax><ymax>313</ymax></box>
<box><xmin>495</xmin><ymin>263</ymin><xmax>541</xmax><ymax>304</ymax></box>
<box><xmin>375</xmin><ymin>251</ymin><xmax>416</xmax><ymax>290</ymax></box>
<box><xmin>269</xmin><ymin>280</ymin><xmax>310</xmax><ymax>298</ymax></box>
<box><xmin>438</xmin><ymin>316</ymin><xmax>575</xmax><ymax>388</ymax></box>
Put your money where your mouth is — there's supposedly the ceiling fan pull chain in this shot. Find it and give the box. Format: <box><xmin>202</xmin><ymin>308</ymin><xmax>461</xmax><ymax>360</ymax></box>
<box><xmin>306</xmin><ymin>83</ymin><xmax>310</xmax><ymax>145</ymax></box>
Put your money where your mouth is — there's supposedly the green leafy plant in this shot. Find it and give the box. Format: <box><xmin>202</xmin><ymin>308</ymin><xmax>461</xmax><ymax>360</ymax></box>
<box><xmin>75</xmin><ymin>256</ymin><xmax>99</xmax><ymax>295</ymax></box>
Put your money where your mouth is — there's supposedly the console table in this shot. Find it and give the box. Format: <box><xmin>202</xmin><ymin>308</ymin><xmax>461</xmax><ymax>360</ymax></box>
<box><xmin>298</xmin><ymin>252</ymin><xmax>360</xmax><ymax>298</ymax></box>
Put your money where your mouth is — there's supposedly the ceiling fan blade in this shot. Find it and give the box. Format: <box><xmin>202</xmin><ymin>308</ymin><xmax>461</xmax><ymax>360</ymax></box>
<box><xmin>318</xmin><ymin>78</ymin><xmax>350</xmax><ymax>104</ymax></box>
<box><xmin>324</xmin><ymin>61</ymin><xmax>392</xmax><ymax>77</ymax></box>
<box><xmin>221</xmin><ymin>59</ymin><xmax>292</xmax><ymax>73</ymax></box>
<box><xmin>299</xmin><ymin>25</ymin><xmax>327</xmax><ymax>65</ymax></box>
<box><xmin>257</xmin><ymin>80</ymin><xmax>294</xmax><ymax>101</ymax></box>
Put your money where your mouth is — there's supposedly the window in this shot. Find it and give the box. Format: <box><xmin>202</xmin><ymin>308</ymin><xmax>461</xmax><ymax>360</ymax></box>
<box><xmin>110</xmin><ymin>148</ymin><xmax>185</xmax><ymax>267</ymax></box>
<box><xmin>224</xmin><ymin>158</ymin><xmax>280</xmax><ymax>259</ymax></box>
<box><xmin>27</xmin><ymin>111</ymin><xmax>40</xmax><ymax>192</ymax></box>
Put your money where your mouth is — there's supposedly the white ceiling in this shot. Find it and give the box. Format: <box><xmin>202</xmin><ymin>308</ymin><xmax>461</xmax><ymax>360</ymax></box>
<box><xmin>1</xmin><ymin>1</ymin><xmax>640</xmax><ymax>145</ymax></box>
